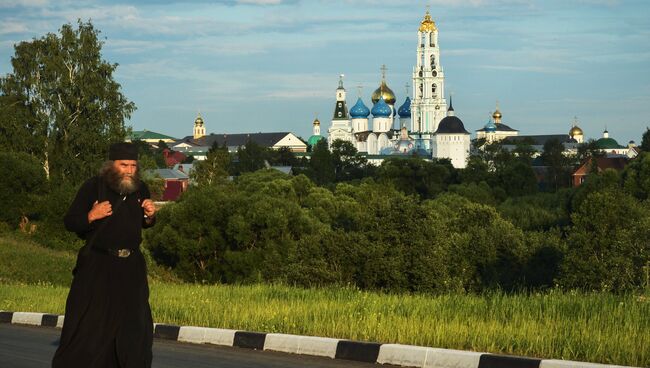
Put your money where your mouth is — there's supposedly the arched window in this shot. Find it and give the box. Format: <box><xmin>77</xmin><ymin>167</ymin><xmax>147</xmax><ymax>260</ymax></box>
<box><xmin>430</xmin><ymin>55</ymin><xmax>435</xmax><ymax>69</ymax></box>
<box><xmin>432</xmin><ymin>83</ymin><xmax>437</xmax><ymax>94</ymax></box>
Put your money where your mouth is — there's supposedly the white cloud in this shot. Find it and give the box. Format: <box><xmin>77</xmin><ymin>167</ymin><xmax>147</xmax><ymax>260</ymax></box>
<box><xmin>0</xmin><ymin>20</ymin><xmax>28</xmax><ymax>34</ymax></box>
<box><xmin>0</xmin><ymin>0</ymin><xmax>48</xmax><ymax>8</ymax></box>
<box><xmin>118</xmin><ymin>59</ymin><xmax>333</xmax><ymax>102</ymax></box>
<box><xmin>41</xmin><ymin>5</ymin><xmax>141</xmax><ymax>24</ymax></box>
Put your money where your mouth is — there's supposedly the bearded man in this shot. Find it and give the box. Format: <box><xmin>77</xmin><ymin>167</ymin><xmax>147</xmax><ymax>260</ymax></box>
<box><xmin>52</xmin><ymin>142</ymin><xmax>156</xmax><ymax>368</ymax></box>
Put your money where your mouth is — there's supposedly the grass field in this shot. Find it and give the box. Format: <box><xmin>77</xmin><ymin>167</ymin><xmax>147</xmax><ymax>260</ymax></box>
<box><xmin>1</xmin><ymin>232</ymin><xmax>648</xmax><ymax>366</ymax></box>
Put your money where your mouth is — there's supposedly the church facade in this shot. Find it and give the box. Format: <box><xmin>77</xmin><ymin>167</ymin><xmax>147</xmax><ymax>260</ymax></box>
<box><xmin>323</xmin><ymin>10</ymin><xmax>471</xmax><ymax>168</ymax></box>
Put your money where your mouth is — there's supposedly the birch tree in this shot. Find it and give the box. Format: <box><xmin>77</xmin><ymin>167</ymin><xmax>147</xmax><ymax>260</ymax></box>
<box><xmin>0</xmin><ymin>20</ymin><xmax>135</xmax><ymax>184</ymax></box>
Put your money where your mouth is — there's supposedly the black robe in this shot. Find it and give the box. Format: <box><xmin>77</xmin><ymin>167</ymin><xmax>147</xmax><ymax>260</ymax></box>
<box><xmin>52</xmin><ymin>176</ymin><xmax>155</xmax><ymax>368</ymax></box>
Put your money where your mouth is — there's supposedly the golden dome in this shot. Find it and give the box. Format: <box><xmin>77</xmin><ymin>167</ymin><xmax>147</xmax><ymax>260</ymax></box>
<box><xmin>492</xmin><ymin>109</ymin><xmax>502</xmax><ymax>120</ymax></box>
<box><xmin>419</xmin><ymin>10</ymin><xmax>437</xmax><ymax>33</ymax></box>
<box><xmin>313</xmin><ymin>118</ymin><xmax>320</xmax><ymax>126</ymax></box>
<box><xmin>194</xmin><ymin>114</ymin><xmax>203</xmax><ymax>125</ymax></box>
<box><xmin>569</xmin><ymin>125</ymin><xmax>583</xmax><ymax>137</ymax></box>
<box><xmin>371</xmin><ymin>80</ymin><xmax>396</xmax><ymax>105</ymax></box>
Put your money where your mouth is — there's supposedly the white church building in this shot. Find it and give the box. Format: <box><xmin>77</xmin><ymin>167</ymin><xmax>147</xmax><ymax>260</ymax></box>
<box><xmin>321</xmin><ymin>10</ymin><xmax>471</xmax><ymax>168</ymax></box>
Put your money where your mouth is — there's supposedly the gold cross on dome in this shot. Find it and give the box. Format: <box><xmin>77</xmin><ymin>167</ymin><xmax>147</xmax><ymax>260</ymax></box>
<box><xmin>380</xmin><ymin>64</ymin><xmax>387</xmax><ymax>80</ymax></box>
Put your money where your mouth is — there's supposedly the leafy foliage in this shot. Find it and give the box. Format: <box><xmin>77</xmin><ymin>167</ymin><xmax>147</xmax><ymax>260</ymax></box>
<box><xmin>191</xmin><ymin>143</ymin><xmax>231</xmax><ymax>186</ymax></box>
<box><xmin>641</xmin><ymin>127</ymin><xmax>650</xmax><ymax>152</ymax></box>
<box><xmin>561</xmin><ymin>189</ymin><xmax>650</xmax><ymax>291</ymax></box>
<box><xmin>0</xmin><ymin>20</ymin><xmax>135</xmax><ymax>185</ymax></box>
<box><xmin>0</xmin><ymin>152</ymin><xmax>47</xmax><ymax>226</ymax></box>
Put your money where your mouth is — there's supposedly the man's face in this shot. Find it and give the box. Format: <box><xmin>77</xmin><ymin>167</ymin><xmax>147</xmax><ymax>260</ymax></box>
<box><xmin>113</xmin><ymin>160</ymin><xmax>138</xmax><ymax>181</ymax></box>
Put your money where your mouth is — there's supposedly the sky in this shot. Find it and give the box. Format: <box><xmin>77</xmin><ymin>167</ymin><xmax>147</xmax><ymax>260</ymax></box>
<box><xmin>1</xmin><ymin>0</ymin><xmax>649</xmax><ymax>144</ymax></box>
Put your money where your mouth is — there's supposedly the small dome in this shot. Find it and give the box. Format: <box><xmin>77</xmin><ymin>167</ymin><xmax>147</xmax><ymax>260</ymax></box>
<box><xmin>194</xmin><ymin>114</ymin><xmax>204</xmax><ymax>125</ymax></box>
<box><xmin>436</xmin><ymin>116</ymin><xmax>469</xmax><ymax>134</ymax></box>
<box><xmin>308</xmin><ymin>135</ymin><xmax>325</xmax><ymax>147</ymax></box>
<box><xmin>398</xmin><ymin>97</ymin><xmax>411</xmax><ymax>117</ymax></box>
<box><xmin>492</xmin><ymin>109</ymin><xmax>502</xmax><ymax>120</ymax></box>
<box><xmin>371</xmin><ymin>80</ymin><xmax>396</xmax><ymax>105</ymax></box>
<box><xmin>350</xmin><ymin>98</ymin><xmax>370</xmax><ymax>118</ymax></box>
<box><xmin>313</xmin><ymin>118</ymin><xmax>321</xmax><ymax>126</ymax></box>
<box><xmin>485</xmin><ymin>120</ymin><xmax>497</xmax><ymax>133</ymax></box>
<box><xmin>371</xmin><ymin>97</ymin><xmax>392</xmax><ymax>118</ymax></box>
<box><xmin>569</xmin><ymin>125</ymin><xmax>583</xmax><ymax>137</ymax></box>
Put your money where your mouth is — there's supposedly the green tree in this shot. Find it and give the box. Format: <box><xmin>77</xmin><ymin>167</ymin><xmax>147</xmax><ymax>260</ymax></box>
<box><xmin>307</xmin><ymin>139</ymin><xmax>335</xmax><ymax>185</ymax></box>
<box><xmin>575</xmin><ymin>139</ymin><xmax>603</xmax><ymax>164</ymax></box>
<box><xmin>561</xmin><ymin>189</ymin><xmax>650</xmax><ymax>291</ymax></box>
<box><xmin>569</xmin><ymin>168</ymin><xmax>620</xmax><ymax>212</ymax></box>
<box><xmin>640</xmin><ymin>127</ymin><xmax>650</xmax><ymax>152</ymax></box>
<box><xmin>0</xmin><ymin>152</ymin><xmax>47</xmax><ymax>226</ymax></box>
<box><xmin>464</xmin><ymin>139</ymin><xmax>537</xmax><ymax>197</ymax></box>
<box><xmin>512</xmin><ymin>139</ymin><xmax>536</xmax><ymax>165</ymax></box>
<box><xmin>621</xmin><ymin>152</ymin><xmax>650</xmax><ymax>200</ymax></box>
<box><xmin>268</xmin><ymin>146</ymin><xmax>297</xmax><ymax>167</ymax></box>
<box><xmin>331</xmin><ymin>139</ymin><xmax>369</xmax><ymax>182</ymax></box>
<box><xmin>502</xmin><ymin>161</ymin><xmax>537</xmax><ymax>196</ymax></box>
<box><xmin>460</xmin><ymin>155</ymin><xmax>491</xmax><ymax>184</ymax></box>
<box><xmin>541</xmin><ymin>138</ymin><xmax>573</xmax><ymax>191</ymax></box>
<box><xmin>236</xmin><ymin>139</ymin><xmax>267</xmax><ymax>174</ymax></box>
<box><xmin>191</xmin><ymin>143</ymin><xmax>231</xmax><ymax>186</ymax></box>
<box><xmin>378</xmin><ymin>157</ymin><xmax>456</xmax><ymax>199</ymax></box>
<box><xmin>0</xmin><ymin>20</ymin><xmax>135</xmax><ymax>184</ymax></box>
<box><xmin>0</xmin><ymin>94</ymin><xmax>42</xmax><ymax>156</ymax></box>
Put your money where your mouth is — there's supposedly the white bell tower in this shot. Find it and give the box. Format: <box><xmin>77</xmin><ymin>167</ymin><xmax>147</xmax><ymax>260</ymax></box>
<box><xmin>411</xmin><ymin>9</ymin><xmax>447</xmax><ymax>148</ymax></box>
<box><xmin>193</xmin><ymin>112</ymin><xmax>206</xmax><ymax>139</ymax></box>
<box><xmin>327</xmin><ymin>74</ymin><xmax>353</xmax><ymax>146</ymax></box>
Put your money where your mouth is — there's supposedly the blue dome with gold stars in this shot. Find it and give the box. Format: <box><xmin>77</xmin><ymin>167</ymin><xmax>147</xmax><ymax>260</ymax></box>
<box><xmin>350</xmin><ymin>97</ymin><xmax>370</xmax><ymax>118</ymax></box>
<box><xmin>371</xmin><ymin>97</ymin><xmax>392</xmax><ymax>118</ymax></box>
<box><xmin>398</xmin><ymin>97</ymin><xmax>411</xmax><ymax>118</ymax></box>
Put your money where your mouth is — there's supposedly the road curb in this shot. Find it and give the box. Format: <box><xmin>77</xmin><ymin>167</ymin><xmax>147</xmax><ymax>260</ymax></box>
<box><xmin>0</xmin><ymin>310</ymin><xmax>638</xmax><ymax>368</ymax></box>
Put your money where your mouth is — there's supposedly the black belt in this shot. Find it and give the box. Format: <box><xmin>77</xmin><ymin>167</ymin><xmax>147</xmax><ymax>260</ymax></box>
<box><xmin>91</xmin><ymin>247</ymin><xmax>134</xmax><ymax>258</ymax></box>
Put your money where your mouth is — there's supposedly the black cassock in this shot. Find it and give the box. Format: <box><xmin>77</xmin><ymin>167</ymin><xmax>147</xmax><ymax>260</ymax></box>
<box><xmin>52</xmin><ymin>176</ymin><xmax>155</xmax><ymax>368</ymax></box>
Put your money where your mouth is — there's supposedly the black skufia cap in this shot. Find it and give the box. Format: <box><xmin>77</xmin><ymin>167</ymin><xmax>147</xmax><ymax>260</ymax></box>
<box><xmin>109</xmin><ymin>142</ymin><xmax>138</xmax><ymax>160</ymax></box>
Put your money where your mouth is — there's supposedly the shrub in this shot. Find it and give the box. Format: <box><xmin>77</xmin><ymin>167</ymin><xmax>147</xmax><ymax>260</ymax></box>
<box><xmin>560</xmin><ymin>189</ymin><xmax>650</xmax><ymax>291</ymax></box>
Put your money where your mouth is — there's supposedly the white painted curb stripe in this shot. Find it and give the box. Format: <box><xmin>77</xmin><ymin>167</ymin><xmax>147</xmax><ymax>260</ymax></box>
<box><xmin>203</xmin><ymin>327</ymin><xmax>236</xmax><ymax>346</ymax></box>
<box><xmin>378</xmin><ymin>344</ymin><xmax>429</xmax><ymax>367</ymax></box>
<box><xmin>11</xmin><ymin>312</ymin><xmax>44</xmax><ymax>326</ymax></box>
<box><xmin>264</xmin><ymin>333</ymin><xmax>339</xmax><ymax>358</ymax></box>
<box><xmin>56</xmin><ymin>316</ymin><xmax>64</xmax><ymax>328</ymax></box>
<box><xmin>541</xmin><ymin>359</ymin><xmax>633</xmax><ymax>368</ymax></box>
<box><xmin>264</xmin><ymin>334</ymin><xmax>302</xmax><ymax>354</ymax></box>
<box><xmin>377</xmin><ymin>345</ymin><xmax>484</xmax><ymax>368</ymax></box>
<box><xmin>178</xmin><ymin>326</ymin><xmax>208</xmax><ymax>344</ymax></box>
<box><xmin>296</xmin><ymin>335</ymin><xmax>339</xmax><ymax>358</ymax></box>
<box><xmin>425</xmin><ymin>348</ymin><xmax>483</xmax><ymax>368</ymax></box>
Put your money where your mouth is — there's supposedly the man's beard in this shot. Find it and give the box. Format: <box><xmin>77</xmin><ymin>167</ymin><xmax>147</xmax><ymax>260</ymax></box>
<box><xmin>100</xmin><ymin>161</ymin><xmax>140</xmax><ymax>194</ymax></box>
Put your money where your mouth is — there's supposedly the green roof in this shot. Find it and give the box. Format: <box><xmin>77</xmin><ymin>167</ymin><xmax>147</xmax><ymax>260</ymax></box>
<box><xmin>594</xmin><ymin>137</ymin><xmax>624</xmax><ymax>149</ymax></box>
<box><xmin>130</xmin><ymin>130</ymin><xmax>177</xmax><ymax>141</ymax></box>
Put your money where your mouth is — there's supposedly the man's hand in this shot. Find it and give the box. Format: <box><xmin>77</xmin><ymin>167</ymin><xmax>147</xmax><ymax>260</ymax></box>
<box><xmin>141</xmin><ymin>199</ymin><xmax>156</xmax><ymax>219</ymax></box>
<box><xmin>88</xmin><ymin>200</ymin><xmax>112</xmax><ymax>223</ymax></box>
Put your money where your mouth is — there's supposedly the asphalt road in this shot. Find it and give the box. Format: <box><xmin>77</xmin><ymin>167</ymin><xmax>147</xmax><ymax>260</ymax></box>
<box><xmin>0</xmin><ymin>324</ymin><xmax>376</xmax><ymax>368</ymax></box>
